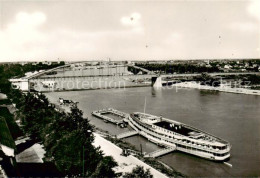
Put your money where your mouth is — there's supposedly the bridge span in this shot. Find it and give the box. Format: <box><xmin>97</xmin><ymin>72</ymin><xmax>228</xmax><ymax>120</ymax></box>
<box><xmin>9</xmin><ymin>61</ymin><xmax>260</xmax><ymax>92</ymax></box>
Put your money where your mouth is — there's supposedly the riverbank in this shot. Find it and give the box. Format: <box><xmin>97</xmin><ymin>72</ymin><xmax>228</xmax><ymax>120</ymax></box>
<box><xmin>50</xmin><ymin>98</ymin><xmax>181</xmax><ymax>177</ymax></box>
<box><xmin>39</xmin><ymin>84</ymin><xmax>150</xmax><ymax>93</ymax></box>
<box><xmin>173</xmin><ymin>82</ymin><xmax>260</xmax><ymax>95</ymax></box>
<box><xmin>93</xmin><ymin>133</ymin><xmax>168</xmax><ymax>177</ymax></box>
<box><xmin>44</xmin><ymin>86</ymin><xmax>260</xmax><ymax>176</ymax></box>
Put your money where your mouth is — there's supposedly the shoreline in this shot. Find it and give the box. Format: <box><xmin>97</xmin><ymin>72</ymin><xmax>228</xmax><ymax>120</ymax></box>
<box><xmin>39</xmin><ymin>84</ymin><xmax>150</xmax><ymax>93</ymax></box>
<box><xmin>44</xmin><ymin>94</ymin><xmax>176</xmax><ymax>177</ymax></box>
<box><xmin>93</xmin><ymin>133</ymin><xmax>169</xmax><ymax>178</ymax></box>
<box><xmin>172</xmin><ymin>82</ymin><xmax>260</xmax><ymax>96</ymax></box>
<box><xmin>37</xmin><ymin>81</ymin><xmax>260</xmax><ymax>96</ymax></box>
<box><xmin>42</xmin><ymin>82</ymin><xmax>259</xmax><ymax>177</ymax></box>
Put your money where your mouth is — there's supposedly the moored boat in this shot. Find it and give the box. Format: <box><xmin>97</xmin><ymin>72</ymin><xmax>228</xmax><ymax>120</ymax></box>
<box><xmin>128</xmin><ymin>112</ymin><xmax>231</xmax><ymax>161</ymax></box>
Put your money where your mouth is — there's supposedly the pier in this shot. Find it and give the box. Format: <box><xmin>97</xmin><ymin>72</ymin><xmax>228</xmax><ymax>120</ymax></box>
<box><xmin>92</xmin><ymin>108</ymin><xmax>129</xmax><ymax>127</ymax></box>
<box><xmin>144</xmin><ymin>146</ymin><xmax>177</xmax><ymax>158</ymax></box>
<box><xmin>116</xmin><ymin>130</ymin><xmax>139</xmax><ymax>139</ymax></box>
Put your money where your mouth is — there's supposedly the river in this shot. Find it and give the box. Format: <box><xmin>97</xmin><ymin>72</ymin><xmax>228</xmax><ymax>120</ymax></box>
<box><xmin>45</xmin><ymin>86</ymin><xmax>260</xmax><ymax>177</ymax></box>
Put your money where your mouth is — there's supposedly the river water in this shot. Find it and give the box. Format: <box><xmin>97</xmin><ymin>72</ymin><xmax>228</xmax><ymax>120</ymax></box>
<box><xmin>45</xmin><ymin>86</ymin><xmax>260</xmax><ymax>177</ymax></box>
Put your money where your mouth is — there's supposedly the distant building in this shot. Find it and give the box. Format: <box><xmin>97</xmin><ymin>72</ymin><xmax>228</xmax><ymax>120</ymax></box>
<box><xmin>9</xmin><ymin>78</ymin><xmax>29</xmax><ymax>91</ymax></box>
<box><xmin>253</xmin><ymin>64</ymin><xmax>258</xmax><ymax>68</ymax></box>
<box><xmin>42</xmin><ymin>61</ymin><xmax>52</xmax><ymax>65</ymax></box>
<box><xmin>224</xmin><ymin>64</ymin><xmax>231</xmax><ymax>69</ymax></box>
<box><xmin>19</xmin><ymin>62</ymin><xmax>28</xmax><ymax>66</ymax></box>
<box><xmin>91</xmin><ymin>62</ymin><xmax>99</xmax><ymax>66</ymax></box>
<box><xmin>127</xmin><ymin>61</ymin><xmax>135</xmax><ymax>65</ymax></box>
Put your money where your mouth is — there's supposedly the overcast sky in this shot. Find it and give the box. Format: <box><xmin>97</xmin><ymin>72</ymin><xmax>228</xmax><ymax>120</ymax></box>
<box><xmin>0</xmin><ymin>0</ymin><xmax>259</xmax><ymax>62</ymax></box>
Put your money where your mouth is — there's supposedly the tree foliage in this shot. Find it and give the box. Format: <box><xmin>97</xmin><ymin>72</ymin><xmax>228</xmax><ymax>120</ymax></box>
<box><xmin>0</xmin><ymin>63</ymin><xmax>118</xmax><ymax>177</ymax></box>
<box><xmin>10</xmin><ymin>91</ymin><xmax>118</xmax><ymax>176</ymax></box>
<box><xmin>123</xmin><ymin>166</ymin><xmax>153</xmax><ymax>178</ymax></box>
<box><xmin>136</xmin><ymin>63</ymin><xmax>220</xmax><ymax>74</ymax></box>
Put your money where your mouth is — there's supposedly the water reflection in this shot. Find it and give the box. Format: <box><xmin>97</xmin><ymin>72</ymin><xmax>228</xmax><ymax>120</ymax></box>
<box><xmin>199</xmin><ymin>90</ymin><xmax>220</xmax><ymax>96</ymax></box>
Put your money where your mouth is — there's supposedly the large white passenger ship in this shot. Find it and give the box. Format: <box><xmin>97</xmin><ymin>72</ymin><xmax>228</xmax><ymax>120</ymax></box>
<box><xmin>128</xmin><ymin>112</ymin><xmax>231</xmax><ymax>161</ymax></box>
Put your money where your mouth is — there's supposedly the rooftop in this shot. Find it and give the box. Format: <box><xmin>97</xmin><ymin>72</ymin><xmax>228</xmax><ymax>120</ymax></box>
<box><xmin>0</xmin><ymin>117</ymin><xmax>15</xmax><ymax>150</ymax></box>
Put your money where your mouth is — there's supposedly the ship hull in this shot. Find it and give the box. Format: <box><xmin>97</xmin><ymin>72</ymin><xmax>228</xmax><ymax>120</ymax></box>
<box><xmin>128</xmin><ymin>113</ymin><xmax>231</xmax><ymax>161</ymax></box>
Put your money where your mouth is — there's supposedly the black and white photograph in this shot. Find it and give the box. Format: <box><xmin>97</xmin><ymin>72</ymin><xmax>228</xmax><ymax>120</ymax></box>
<box><xmin>0</xmin><ymin>0</ymin><xmax>260</xmax><ymax>177</ymax></box>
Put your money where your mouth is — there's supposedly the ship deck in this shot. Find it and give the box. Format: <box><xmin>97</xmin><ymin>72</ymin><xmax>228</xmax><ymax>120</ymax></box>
<box><xmin>154</xmin><ymin>121</ymin><xmax>194</xmax><ymax>136</ymax></box>
<box><xmin>133</xmin><ymin>112</ymin><xmax>229</xmax><ymax>145</ymax></box>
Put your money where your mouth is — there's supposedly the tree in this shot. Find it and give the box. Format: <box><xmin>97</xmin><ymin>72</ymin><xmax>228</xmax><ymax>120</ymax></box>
<box><xmin>199</xmin><ymin>72</ymin><xmax>211</xmax><ymax>81</ymax></box>
<box><xmin>90</xmin><ymin>156</ymin><xmax>118</xmax><ymax>177</ymax></box>
<box><xmin>123</xmin><ymin>166</ymin><xmax>153</xmax><ymax>178</ymax></box>
<box><xmin>0</xmin><ymin>63</ymin><xmax>118</xmax><ymax>177</ymax></box>
<box><xmin>60</xmin><ymin>61</ymin><xmax>65</xmax><ymax>65</ymax></box>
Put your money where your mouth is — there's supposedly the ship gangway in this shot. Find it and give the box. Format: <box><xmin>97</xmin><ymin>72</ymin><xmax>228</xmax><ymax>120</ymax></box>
<box><xmin>116</xmin><ymin>130</ymin><xmax>139</xmax><ymax>139</ymax></box>
<box><xmin>144</xmin><ymin>146</ymin><xmax>176</xmax><ymax>158</ymax></box>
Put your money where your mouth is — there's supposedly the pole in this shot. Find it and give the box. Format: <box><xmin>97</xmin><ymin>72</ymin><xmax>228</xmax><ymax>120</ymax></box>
<box><xmin>83</xmin><ymin>146</ymin><xmax>84</xmax><ymax>177</ymax></box>
<box><xmin>144</xmin><ymin>97</ymin><xmax>146</xmax><ymax>114</ymax></box>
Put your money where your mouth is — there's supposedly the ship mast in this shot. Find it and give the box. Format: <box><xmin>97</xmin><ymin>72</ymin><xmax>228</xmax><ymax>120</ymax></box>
<box><xmin>144</xmin><ymin>97</ymin><xmax>146</xmax><ymax>114</ymax></box>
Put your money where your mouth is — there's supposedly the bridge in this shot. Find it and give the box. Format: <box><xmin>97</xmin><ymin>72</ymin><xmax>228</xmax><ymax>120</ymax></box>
<box><xmin>23</xmin><ymin>60</ymin><xmax>260</xmax><ymax>82</ymax></box>
<box><xmin>26</xmin><ymin>62</ymin><xmax>153</xmax><ymax>80</ymax></box>
<box><xmin>9</xmin><ymin>61</ymin><xmax>260</xmax><ymax>92</ymax></box>
<box><xmin>144</xmin><ymin>146</ymin><xmax>176</xmax><ymax>158</ymax></box>
<box><xmin>9</xmin><ymin>62</ymin><xmax>153</xmax><ymax>91</ymax></box>
<box><xmin>116</xmin><ymin>130</ymin><xmax>139</xmax><ymax>139</ymax></box>
<box><xmin>128</xmin><ymin>64</ymin><xmax>154</xmax><ymax>74</ymax></box>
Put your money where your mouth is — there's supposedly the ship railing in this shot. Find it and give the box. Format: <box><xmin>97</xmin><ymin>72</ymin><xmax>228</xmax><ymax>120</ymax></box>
<box><xmin>93</xmin><ymin>112</ymin><xmax>124</xmax><ymax>124</ymax></box>
<box><xmin>131</xmin><ymin>116</ymin><xmax>231</xmax><ymax>154</ymax></box>
<box><xmin>152</xmin><ymin>125</ymin><xmax>184</xmax><ymax>138</ymax></box>
<box><xmin>162</xmin><ymin>117</ymin><xmax>229</xmax><ymax>144</ymax></box>
<box><xmin>142</xmin><ymin>119</ymin><xmax>230</xmax><ymax>153</ymax></box>
<box><xmin>162</xmin><ymin>135</ymin><xmax>230</xmax><ymax>153</ymax></box>
<box><xmin>97</xmin><ymin>108</ymin><xmax>129</xmax><ymax>118</ymax></box>
<box><xmin>132</xmin><ymin>116</ymin><xmax>228</xmax><ymax>153</ymax></box>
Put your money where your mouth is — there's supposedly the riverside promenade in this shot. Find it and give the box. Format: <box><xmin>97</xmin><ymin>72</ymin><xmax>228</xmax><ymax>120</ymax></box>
<box><xmin>93</xmin><ymin>133</ymin><xmax>168</xmax><ymax>178</ymax></box>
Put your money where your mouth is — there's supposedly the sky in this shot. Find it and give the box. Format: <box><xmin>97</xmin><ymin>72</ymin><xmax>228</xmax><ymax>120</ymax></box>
<box><xmin>0</xmin><ymin>0</ymin><xmax>259</xmax><ymax>62</ymax></box>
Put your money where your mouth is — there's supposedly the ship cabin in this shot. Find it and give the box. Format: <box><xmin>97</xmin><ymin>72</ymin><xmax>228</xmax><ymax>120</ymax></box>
<box><xmin>132</xmin><ymin>113</ymin><xmax>230</xmax><ymax>151</ymax></box>
<box><xmin>153</xmin><ymin>120</ymin><xmax>229</xmax><ymax>150</ymax></box>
